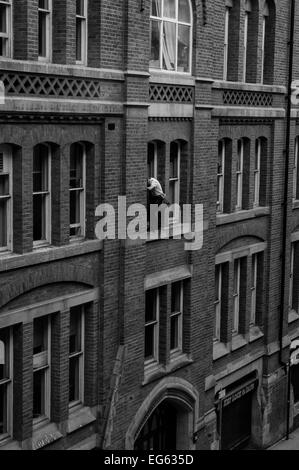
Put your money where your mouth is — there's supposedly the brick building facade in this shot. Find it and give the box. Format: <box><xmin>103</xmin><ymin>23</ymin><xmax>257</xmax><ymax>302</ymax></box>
<box><xmin>0</xmin><ymin>0</ymin><xmax>299</xmax><ymax>451</ymax></box>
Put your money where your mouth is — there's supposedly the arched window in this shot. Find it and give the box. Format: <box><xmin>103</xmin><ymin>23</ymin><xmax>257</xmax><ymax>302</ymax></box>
<box><xmin>236</xmin><ymin>138</ymin><xmax>250</xmax><ymax>211</ymax></box>
<box><xmin>0</xmin><ymin>0</ymin><xmax>12</xmax><ymax>57</ymax></box>
<box><xmin>243</xmin><ymin>0</ymin><xmax>259</xmax><ymax>83</ymax></box>
<box><xmin>150</xmin><ymin>0</ymin><xmax>192</xmax><ymax>73</ymax></box>
<box><xmin>217</xmin><ymin>139</ymin><xmax>232</xmax><ymax>214</ymax></box>
<box><xmin>254</xmin><ymin>137</ymin><xmax>268</xmax><ymax>207</ymax></box>
<box><xmin>0</xmin><ymin>144</ymin><xmax>12</xmax><ymax>252</ymax></box>
<box><xmin>261</xmin><ymin>0</ymin><xmax>276</xmax><ymax>84</ymax></box>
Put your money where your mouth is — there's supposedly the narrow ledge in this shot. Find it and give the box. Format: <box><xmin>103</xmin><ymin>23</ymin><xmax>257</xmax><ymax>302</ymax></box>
<box><xmin>231</xmin><ymin>334</ymin><xmax>247</xmax><ymax>352</ymax></box>
<box><xmin>216</xmin><ymin>207</ymin><xmax>270</xmax><ymax>226</ymax></box>
<box><xmin>213</xmin><ymin>342</ymin><xmax>229</xmax><ymax>362</ymax></box>
<box><xmin>67</xmin><ymin>406</ymin><xmax>96</xmax><ymax>435</ymax></box>
<box><xmin>288</xmin><ymin>309</ymin><xmax>299</xmax><ymax>324</ymax></box>
<box><xmin>249</xmin><ymin>326</ymin><xmax>264</xmax><ymax>344</ymax></box>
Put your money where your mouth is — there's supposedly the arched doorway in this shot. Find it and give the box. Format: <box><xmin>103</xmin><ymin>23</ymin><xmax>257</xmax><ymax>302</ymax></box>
<box><xmin>134</xmin><ymin>401</ymin><xmax>177</xmax><ymax>451</ymax></box>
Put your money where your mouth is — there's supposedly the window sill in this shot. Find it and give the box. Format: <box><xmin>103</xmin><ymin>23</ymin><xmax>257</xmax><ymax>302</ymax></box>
<box><xmin>149</xmin><ymin>69</ymin><xmax>194</xmax><ymax>86</ymax></box>
<box><xmin>32</xmin><ymin>421</ymin><xmax>63</xmax><ymax>451</ymax></box>
<box><xmin>212</xmin><ymin>80</ymin><xmax>286</xmax><ymax>95</ymax></box>
<box><xmin>249</xmin><ymin>325</ymin><xmax>264</xmax><ymax>343</ymax></box>
<box><xmin>67</xmin><ymin>406</ymin><xmax>96</xmax><ymax>435</ymax></box>
<box><xmin>289</xmin><ymin>309</ymin><xmax>299</xmax><ymax>324</ymax></box>
<box><xmin>293</xmin><ymin>200</ymin><xmax>299</xmax><ymax>210</ymax></box>
<box><xmin>143</xmin><ymin>354</ymin><xmax>193</xmax><ymax>386</ymax></box>
<box><xmin>213</xmin><ymin>341</ymin><xmax>229</xmax><ymax>361</ymax></box>
<box><xmin>231</xmin><ymin>334</ymin><xmax>247</xmax><ymax>352</ymax></box>
<box><xmin>0</xmin><ymin>437</ymin><xmax>21</xmax><ymax>450</ymax></box>
<box><xmin>216</xmin><ymin>207</ymin><xmax>270</xmax><ymax>226</ymax></box>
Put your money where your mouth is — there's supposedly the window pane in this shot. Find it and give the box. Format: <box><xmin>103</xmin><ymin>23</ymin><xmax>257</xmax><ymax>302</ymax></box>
<box><xmin>170</xmin><ymin>315</ymin><xmax>179</xmax><ymax>350</ymax></box>
<box><xmin>76</xmin><ymin>17</ymin><xmax>82</xmax><ymax>61</ymax></box>
<box><xmin>70</xmin><ymin>307</ymin><xmax>82</xmax><ymax>354</ymax></box>
<box><xmin>162</xmin><ymin>21</ymin><xmax>176</xmax><ymax>70</ymax></box>
<box><xmin>0</xmin><ymin>329</ymin><xmax>9</xmax><ymax>381</ymax></box>
<box><xmin>164</xmin><ymin>0</ymin><xmax>176</xmax><ymax>18</ymax></box>
<box><xmin>150</xmin><ymin>20</ymin><xmax>160</xmax><ymax>68</ymax></box>
<box><xmin>33</xmin><ymin>317</ymin><xmax>48</xmax><ymax>355</ymax></box>
<box><xmin>70</xmin><ymin>190</ymin><xmax>81</xmax><ymax>227</ymax></box>
<box><xmin>33</xmin><ymin>194</ymin><xmax>46</xmax><ymax>241</ymax></box>
<box><xmin>0</xmin><ymin>37</ymin><xmax>7</xmax><ymax>56</ymax></box>
<box><xmin>145</xmin><ymin>324</ymin><xmax>155</xmax><ymax>359</ymax></box>
<box><xmin>69</xmin><ymin>356</ymin><xmax>79</xmax><ymax>402</ymax></box>
<box><xmin>0</xmin><ymin>174</ymin><xmax>9</xmax><ymax>196</ymax></box>
<box><xmin>70</xmin><ymin>146</ymin><xmax>83</xmax><ymax>189</ymax></box>
<box><xmin>0</xmin><ymin>384</ymin><xmax>7</xmax><ymax>434</ymax></box>
<box><xmin>177</xmin><ymin>24</ymin><xmax>190</xmax><ymax>72</ymax></box>
<box><xmin>151</xmin><ymin>0</ymin><xmax>162</xmax><ymax>16</ymax></box>
<box><xmin>171</xmin><ymin>282</ymin><xmax>181</xmax><ymax>312</ymax></box>
<box><xmin>178</xmin><ymin>0</ymin><xmax>191</xmax><ymax>22</ymax></box>
<box><xmin>145</xmin><ymin>290</ymin><xmax>157</xmax><ymax>323</ymax></box>
<box><xmin>170</xmin><ymin>143</ymin><xmax>179</xmax><ymax>178</ymax></box>
<box><xmin>169</xmin><ymin>180</ymin><xmax>176</xmax><ymax>205</ymax></box>
<box><xmin>38</xmin><ymin>11</ymin><xmax>47</xmax><ymax>57</ymax></box>
<box><xmin>39</xmin><ymin>0</ymin><xmax>49</xmax><ymax>9</ymax></box>
<box><xmin>0</xmin><ymin>4</ymin><xmax>7</xmax><ymax>34</ymax></box>
<box><xmin>33</xmin><ymin>369</ymin><xmax>45</xmax><ymax>419</ymax></box>
<box><xmin>0</xmin><ymin>200</ymin><xmax>7</xmax><ymax>247</ymax></box>
<box><xmin>76</xmin><ymin>0</ymin><xmax>85</xmax><ymax>16</ymax></box>
<box><xmin>148</xmin><ymin>143</ymin><xmax>156</xmax><ymax>178</ymax></box>
<box><xmin>33</xmin><ymin>146</ymin><xmax>48</xmax><ymax>193</ymax></box>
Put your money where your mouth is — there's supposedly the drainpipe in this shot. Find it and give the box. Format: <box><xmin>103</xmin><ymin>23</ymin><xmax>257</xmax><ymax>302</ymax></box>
<box><xmin>279</xmin><ymin>0</ymin><xmax>295</xmax><ymax>440</ymax></box>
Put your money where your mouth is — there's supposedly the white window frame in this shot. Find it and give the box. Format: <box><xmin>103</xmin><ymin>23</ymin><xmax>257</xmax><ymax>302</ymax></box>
<box><xmin>33</xmin><ymin>316</ymin><xmax>51</xmax><ymax>426</ymax></box>
<box><xmin>170</xmin><ymin>281</ymin><xmax>183</xmax><ymax>355</ymax></box>
<box><xmin>214</xmin><ymin>264</ymin><xmax>222</xmax><ymax>342</ymax></box>
<box><xmin>217</xmin><ymin>140</ymin><xmax>225</xmax><ymax>213</ymax></box>
<box><xmin>148</xmin><ymin>141</ymin><xmax>158</xmax><ymax>179</ymax></box>
<box><xmin>0</xmin><ymin>0</ymin><xmax>12</xmax><ymax>58</ymax></box>
<box><xmin>76</xmin><ymin>0</ymin><xmax>88</xmax><ymax>65</ymax></box>
<box><xmin>261</xmin><ymin>1</ymin><xmax>269</xmax><ymax>84</ymax></box>
<box><xmin>254</xmin><ymin>138</ymin><xmax>261</xmax><ymax>207</ymax></box>
<box><xmin>69</xmin><ymin>306</ymin><xmax>85</xmax><ymax>408</ymax></box>
<box><xmin>145</xmin><ymin>289</ymin><xmax>160</xmax><ymax>365</ymax></box>
<box><xmin>236</xmin><ymin>140</ymin><xmax>244</xmax><ymax>211</ymax></box>
<box><xmin>293</xmin><ymin>137</ymin><xmax>299</xmax><ymax>201</ymax></box>
<box><xmin>38</xmin><ymin>0</ymin><xmax>52</xmax><ymax>62</ymax></box>
<box><xmin>223</xmin><ymin>6</ymin><xmax>230</xmax><ymax>81</ymax></box>
<box><xmin>0</xmin><ymin>327</ymin><xmax>13</xmax><ymax>441</ymax></box>
<box><xmin>233</xmin><ymin>259</ymin><xmax>241</xmax><ymax>334</ymax></box>
<box><xmin>69</xmin><ymin>143</ymin><xmax>86</xmax><ymax>240</ymax></box>
<box><xmin>150</xmin><ymin>0</ymin><xmax>193</xmax><ymax>74</ymax></box>
<box><xmin>250</xmin><ymin>254</ymin><xmax>258</xmax><ymax>325</ymax></box>
<box><xmin>0</xmin><ymin>145</ymin><xmax>12</xmax><ymax>253</ymax></box>
<box><xmin>33</xmin><ymin>144</ymin><xmax>51</xmax><ymax>247</ymax></box>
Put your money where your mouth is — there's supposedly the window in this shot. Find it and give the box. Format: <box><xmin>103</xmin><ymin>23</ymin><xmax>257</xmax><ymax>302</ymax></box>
<box><xmin>76</xmin><ymin>0</ymin><xmax>88</xmax><ymax>64</ymax></box>
<box><xmin>69</xmin><ymin>306</ymin><xmax>84</xmax><ymax>406</ymax></box>
<box><xmin>169</xmin><ymin>141</ymin><xmax>180</xmax><ymax>206</ymax></box>
<box><xmin>217</xmin><ymin>141</ymin><xmax>225</xmax><ymax>213</ymax></box>
<box><xmin>170</xmin><ymin>281</ymin><xmax>183</xmax><ymax>353</ymax></box>
<box><xmin>0</xmin><ymin>327</ymin><xmax>12</xmax><ymax>440</ymax></box>
<box><xmin>0</xmin><ymin>0</ymin><xmax>12</xmax><ymax>57</ymax></box>
<box><xmin>223</xmin><ymin>5</ymin><xmax>230</xmax><ymax>81</ymax></box>
<box><xmin>294</xmin><ymin>137</ymin><xmax>299</xmax><ymax>201</ymax></box>
<box><xmin>33</xmin><ymin>144</ymin><xmax>51</xmax><ymax>245</ymax></box>
<box><xmin>0</xmin><ymin>145</ymin><xmax>12</xmax><ymax>252</ymax></box>
<box><xmin>233</xmin><ymin>257</ymin><xmax>246</xmax><ymax>334</ymax></box>
<box><xmin>38</xmin><ymin>0</ymin><xmax>52</xmax><ymax>60</ymax></box>
<box><xmin>243</xmin><ymin>1</ymin><xmax>251</xmax><ymax>82</ymax></box>
<box><xmin>150</xmin><ymin>0</ymin><xmax>192</xmax><ymax>73</ymax></box>
<box><xmin>214</xmin><ymin>265</ymin><xmax>222</xmax><ymax>342</ymax></box>
<box><xmin>145</xmin><ymin>289</ymin><xmax>159</xmax><ymax>364</ymax></box>
<box><xmin>254</xmin><ymin>139</ymin><xmax>261</xmax><ymax>207</ymax></box>
<box><xmin>262</xmin><ymin>0</ymin><xmax>275</xmax><ymax>85</ymax></box>
<box><xmin>250</xmin><ymin>254</ymin><xmax>258</xmax><ymax>325</ymax></box>
<box><xmin>70</xmin><ymin>143</ymin><xmax>86</xmax><ymax>239</ymax></box>
<box><xmin>148</xmin><ymin>142</ymin><xmax>158</xmax><ymax>179</ymax></box>
<box><xmin>236</xmin><ymin>140</ymin><xmax>244</xmax><ymax>211</ymax></box>
<box><xmin>33</xmin><ymin>316</ymin><xmax>50</xmax><ymax>423</ymax></box>
<box><xmin>290</xmin><ymin>243</ymin><xmax>299</xmax><ymax>313</ymax></box>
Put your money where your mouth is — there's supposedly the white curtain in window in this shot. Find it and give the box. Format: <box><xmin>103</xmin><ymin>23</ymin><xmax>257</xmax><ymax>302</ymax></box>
<box><xmin>163</xmin><ymin>22</ymin><xmax>176</xmax><ymax>70</ymax></box>
<box><xmin>0</xmin><ymin>340</ymin><xmax>5</xmax><ymax>364</ymax></box>
<box><xmin>152</xmin><ymin>0</ymin><xmax>162</xmax><ymax>16</ymax></box>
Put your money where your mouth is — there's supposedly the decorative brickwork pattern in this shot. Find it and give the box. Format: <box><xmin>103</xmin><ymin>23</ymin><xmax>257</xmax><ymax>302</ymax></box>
<box><xmin>1</xmin><ymin>72</ymin><xmax>102</xmax><ymax>99</ymax></box>
<box><xmin>149</xmin><ymin>84</ymin><xmax>194</xmax><ymax>103</ymax></box>
<box><xmin>223</xmin><ymin>90</ymin><xmax>273</xmax><ymax>107</ymax></box>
